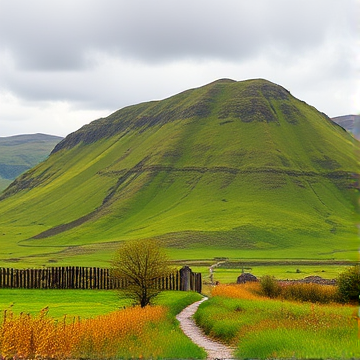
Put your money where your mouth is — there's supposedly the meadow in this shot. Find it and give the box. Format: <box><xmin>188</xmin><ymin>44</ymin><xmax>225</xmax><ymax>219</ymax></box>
<box><xmin>188</xmin><ymin>262</ymin><xmax>353</xmax><ymax>286</ymax></box>
<box><xmin>195</xmin><ymin>283</ymin><xmax>360</xmax><ymax>359</ymax></box>
<box><xmin>1</xmin><ymin>267</ymin><xmax>359</xmax><ymax>359</ymax></box>
<box><xmin>0</xmin><ymin>289</ymin><xmax>205</xmax><ymax>359</ymax></box>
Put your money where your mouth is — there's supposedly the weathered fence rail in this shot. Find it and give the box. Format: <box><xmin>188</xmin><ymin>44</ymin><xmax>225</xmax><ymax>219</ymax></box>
<box><xmin>0</xmin><ymin>266</ymin><xmax>202</xmax><ymax>293</ymax></box>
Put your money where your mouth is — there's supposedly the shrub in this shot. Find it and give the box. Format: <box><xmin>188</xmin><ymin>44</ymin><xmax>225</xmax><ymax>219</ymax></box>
<box><xmin>280</xmin><ymin>283</ymin><xmax>337</xmax><ymax>303</ymax></box>
<box><xmin>260</xmin><ymin>275</ymin><xmax>281</xmax><ymax>298</ymax></box>
<box><xmin>337</xmin><ymin>265</ymin><xmax>360</xmax><ymax>303</ymax></box>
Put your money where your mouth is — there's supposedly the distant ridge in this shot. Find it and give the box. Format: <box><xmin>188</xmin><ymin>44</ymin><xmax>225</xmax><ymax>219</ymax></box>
<box><xmin>0</xmin><ymin>79</ymin><xmax>358</xmax><ymax>266</ymax></box>
<box><xmin>331</xmin><ymin>115</ymin><xmax>360</xmax><ymax>139</ymax></box>
<box><xmin>0</xmin><ymin>133</ymin><xmax>63</xmax><ymax>192</ymax></box>
<box><xmin>0</xmin><ymin>133</ymin><xmax>63</xmax><ymax>143</ymax></box>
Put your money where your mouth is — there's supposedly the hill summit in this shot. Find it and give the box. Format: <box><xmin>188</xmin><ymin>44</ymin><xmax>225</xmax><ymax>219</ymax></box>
<box><xmin>0</xmin><ymin>79</ymin><xmax>358</xmax><ymax>266</ymax></box>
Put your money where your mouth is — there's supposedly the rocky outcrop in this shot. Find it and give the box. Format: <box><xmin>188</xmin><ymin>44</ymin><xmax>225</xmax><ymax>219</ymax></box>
<box><xmin>237</xmin><ymin>273</ymin><xmax>258</xmax><ymax>284</ymax></box>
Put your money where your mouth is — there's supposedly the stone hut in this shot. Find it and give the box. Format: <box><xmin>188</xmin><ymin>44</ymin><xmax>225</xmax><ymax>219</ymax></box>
<box><xmin>237</xmin><ymin>273</ymin><xmax>258</xmax><ymax>284</ymax></box>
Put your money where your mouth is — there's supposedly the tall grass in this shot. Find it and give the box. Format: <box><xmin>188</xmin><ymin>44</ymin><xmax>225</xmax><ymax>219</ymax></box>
<box><xmin>0</xmin><ymin>293</ymin><xmax>206</xmax><ymax>360</ymax></box>
<box><xmin>257</xmin><ymin>275</ymin><xmax>340</xmax><ymax>303</ymax></box>
<box><xmin>280</xmin><ymin>282</ymin><xmax>338</xmax><ymax>303</ymax></box>
<box><xmin>194</xmin><ymin>284</ymin><xmax>359</xmax><ymax>359</ymax></box>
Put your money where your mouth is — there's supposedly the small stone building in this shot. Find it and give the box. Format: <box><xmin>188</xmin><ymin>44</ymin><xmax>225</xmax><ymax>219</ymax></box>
<box><xmin>237</xmin><ymin>273</ymin><xmax>258</xmax><ymax>284</ymax></box>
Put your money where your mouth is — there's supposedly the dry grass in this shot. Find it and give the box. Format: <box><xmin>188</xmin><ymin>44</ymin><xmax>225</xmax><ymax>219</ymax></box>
<box><xmin>211</xmin><ymin>283</ymin><xmax>264</xmax><ymax>300</ymax></box>
<box><xmin>0</xmin><ymin>306</ymin><xmax>167</xmax><ymax>359</ymax></box>
<box><xmin>279</xmin><ymin>282</ymin><xmax>338</xmax><ymax>303</ymax></box>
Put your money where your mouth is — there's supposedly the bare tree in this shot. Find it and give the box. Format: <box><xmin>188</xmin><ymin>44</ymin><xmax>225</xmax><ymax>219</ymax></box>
<box><xmin>111</xmin><ymin>239</ymin><xmax>172</xmax><ymax>307</ymax></box>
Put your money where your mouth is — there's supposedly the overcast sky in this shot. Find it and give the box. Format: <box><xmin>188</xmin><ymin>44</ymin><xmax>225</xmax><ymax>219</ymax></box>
<box><xmin>0</xmin><ymin>0</ymin><xmax>359</xmax><ymax>137</ymax></box>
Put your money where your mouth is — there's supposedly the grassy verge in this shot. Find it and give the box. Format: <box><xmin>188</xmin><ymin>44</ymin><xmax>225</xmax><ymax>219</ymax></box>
<box><xmin>194</xmin><ymin>284</ymin><xmax>359</xmax><ymax>359</ymax></box>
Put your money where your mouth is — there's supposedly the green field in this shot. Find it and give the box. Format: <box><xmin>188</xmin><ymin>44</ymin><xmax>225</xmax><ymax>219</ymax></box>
<box><xmin>0</xmin><ymin>289</ymin><xmax>202</xmax><ymax>318</ymax></box>
<box><xmin>0</xmin><ymin>79</ymin><xmax>358</xmax><ymax>266</ymax></box>
<box><xmin>191</xmin><ymin>263</ymin><xmax>355</xmax><ymax>285</ymax></box>
<box><xmin>0</xmin><ymin>289</ymin><xmax>126</xmax><ymax>318</ymax></box>
<box><xmin>195</xmin><ymin>286</ymin><xmax>359</xmax><ymax>359</ymax></box>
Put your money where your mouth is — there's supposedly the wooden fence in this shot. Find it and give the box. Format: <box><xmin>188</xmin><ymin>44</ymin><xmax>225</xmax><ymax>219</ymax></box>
<box><xmin>0</xmin><ymin>266</ymin><xmax>202</xmax><ymax>293</ymax></box>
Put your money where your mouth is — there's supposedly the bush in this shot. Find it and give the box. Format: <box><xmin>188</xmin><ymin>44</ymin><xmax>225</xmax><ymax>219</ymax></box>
<box><xmin>260</xmin><ymin>275</ymin><xmax>281</xmax><ymax>298</ymax></box>
<box><xmin>280</xmin><ymin>283</ymin><xmax>337</xmax><ymax>303</ymax></box>
<box><xmin>337</xmin><ymin>265</ymin><xmax>360</xmax><ymax>303</ymax></box>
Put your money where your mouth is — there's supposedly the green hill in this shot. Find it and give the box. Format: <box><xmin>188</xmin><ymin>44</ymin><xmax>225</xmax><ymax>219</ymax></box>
<box><xmin>0</xmin><ymin>133</ymin><xmax>63</xmax><ymax>192</ymax></box>
<box><xmin>0</xmin><ymin>79</ymin><xmax>358</xmax><ymax>267</ymax></box>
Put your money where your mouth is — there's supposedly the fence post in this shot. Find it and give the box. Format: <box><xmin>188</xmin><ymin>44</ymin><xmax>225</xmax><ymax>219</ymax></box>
<box><xmin>180</xmin><ymin>266</ymin><xmax>191</xmax><ymax>291</ymax></box>
<box><xmin>196</xmin><ymin>273</ymin><xmax>202</xmax><ymax>293</ymax></box>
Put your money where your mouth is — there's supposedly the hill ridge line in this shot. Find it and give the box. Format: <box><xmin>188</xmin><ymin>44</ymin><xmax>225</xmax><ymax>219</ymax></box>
<box><xmin>98</xmin><ymin>165</ymin><xmax>356</xmax><ymax>179</ymax></box>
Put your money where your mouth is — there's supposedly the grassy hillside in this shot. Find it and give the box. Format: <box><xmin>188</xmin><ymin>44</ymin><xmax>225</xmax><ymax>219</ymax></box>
<box><xmin>0</xmin><ymin>133</ymin><xmax>63</xmax><ymax>192</ymax></box>
<box><xmin>0</xmin><ymin>79</ymin><xmax>358</xmax><ymax>267</ymax></box>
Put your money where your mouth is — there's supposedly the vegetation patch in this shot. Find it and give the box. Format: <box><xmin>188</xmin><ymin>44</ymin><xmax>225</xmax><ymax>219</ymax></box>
<box><xmin>0</xmin><ymin>290</ymin><xmax>205</xmax><ymax>359</ymax></box>
<box><xmin>195</xmin><ymin>283</ymin><xmax>359</xmax><ymax>359</ymax></box>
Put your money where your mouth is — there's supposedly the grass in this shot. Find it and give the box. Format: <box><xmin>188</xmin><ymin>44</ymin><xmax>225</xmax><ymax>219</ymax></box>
<box><xmin>0</xmin><ymin>289</ymin><xmax>126</xmax><ymax>318</ymax></box>
<box><xmin>0</xmin><ymin>289</ymin><xmax>201</xmax><ymax>318</ymax></box>
<box><xmin>188</xmin><ymin>263</ymin><xmax>354</xmax><ymax>286</ymax></box>
<box><xmin>0</xmin><ymin>289</ymin><xmax>206</xmax><ymax>359</ymax></box>
<box><xmin>194</xmin><ymin>284</ymin><xmax>360</xmax><ymax>359</ymax></box>
<box><xmin>0</xmin><ymin>79</ymin><xmax>358</xmax><ymax>266</ymax></box>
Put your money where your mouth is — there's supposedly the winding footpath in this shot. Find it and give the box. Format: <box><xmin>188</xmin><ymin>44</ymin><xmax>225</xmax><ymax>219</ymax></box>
<box><xmin>176</xmin><ymin>297</ymin><xmax>235</xmax><ymax>360</ymax></box>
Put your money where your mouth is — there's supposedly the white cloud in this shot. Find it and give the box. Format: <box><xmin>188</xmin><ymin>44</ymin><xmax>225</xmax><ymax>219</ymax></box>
<box><xmin>0</xmin><ymin>91</ymin><xmax>106</xmax><ymax>137</ymax></box>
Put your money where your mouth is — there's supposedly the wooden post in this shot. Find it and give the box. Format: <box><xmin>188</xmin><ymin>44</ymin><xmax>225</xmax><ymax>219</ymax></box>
<box><xmin>180</xmin><ymin>266</ymin><xmax>191</xmax><ymax>291</ymax></box>
<box><xmin>196</xmin><ymin>273</ymin><xmax>202</xmax><ymax>293</ymax></box>
<box><xmin>106</xmin><ymin>268</ymin><xmax>110</xmax><ymax>289</ymax></box>
<box><xmin>69</xmin><ymin>267</ymin><xmax>74</xmax><ymax>289</ymax></box>
<box><xmin>93</xmin><ymin>267</ymin><xmax>97</xmax><ymax>289</ymax></box>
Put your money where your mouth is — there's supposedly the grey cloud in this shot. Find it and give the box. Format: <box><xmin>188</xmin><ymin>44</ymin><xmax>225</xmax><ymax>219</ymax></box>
<box><xmin>0</xmin><ymin>0</ymin><xmax>355</xmax><ymax>71</ymax></box>
<box><xmin>0</xmin><ymin>0</ymin><xmax>358</xmax><ymax>138</ymax></box>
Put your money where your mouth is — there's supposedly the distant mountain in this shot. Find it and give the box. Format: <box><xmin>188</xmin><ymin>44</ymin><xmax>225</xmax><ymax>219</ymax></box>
<box><xmin>0</xmin><ymin>79</ymin><xmax>358</xmax><ymax>267</ymax></box>
<box><xmin>331</xmin><ymin>115</ymin><xmax>360</xmax><ymax>139</ymax></box>
<box><xmin>0</xmin><ymin>133</ymin><xmax>63</xmax><ymax>192</ymax></box>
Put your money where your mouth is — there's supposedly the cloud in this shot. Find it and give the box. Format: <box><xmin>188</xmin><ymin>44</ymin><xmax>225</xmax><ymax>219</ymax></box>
<box><xmin>0</xmin><ymin>91</ymin><xmax>106</xmax><ymax>136</ymax></box>
<box><xmin>0</xmin><ymin>0</ymin><xmax>358</xmax><ymax>136</ymax></box>
<box><xmin>0</xmin><ymin>0</ymin><xmax>355</xmax><ymax>69</ymax></box>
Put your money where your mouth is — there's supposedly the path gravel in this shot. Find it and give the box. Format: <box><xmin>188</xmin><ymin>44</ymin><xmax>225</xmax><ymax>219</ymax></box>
<box><xmin>176</xmin><ymin>297</ymin><xmax>235</xmax><ymax>360</ymax></box>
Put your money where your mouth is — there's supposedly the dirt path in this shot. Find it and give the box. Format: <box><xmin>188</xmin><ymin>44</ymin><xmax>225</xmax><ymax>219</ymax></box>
<box><xmin>176</xmin><ymin>297</ymin><xmax>235</xmax><ymax>360</ymax></box>
<box><xmin>209</xmin><ymin>261</ymin><xmax>225</xmax><ymax>285</ymax></box>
